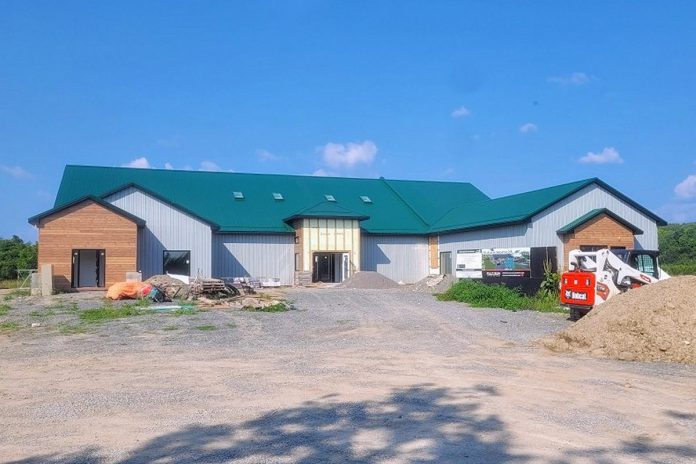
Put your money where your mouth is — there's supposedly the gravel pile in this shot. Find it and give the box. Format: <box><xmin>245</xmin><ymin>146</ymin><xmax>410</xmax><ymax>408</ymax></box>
<box><xmin>410</xmin><ymin>274</ymin><xmax>457</xmax><ymax>294</ymax></box>
<box><xmin>337</xmin><ymin>271</ymin><xmax>400</xmax><ymax>289</ymax></box>
<box><xmin>543</xmin><ymin>276</ymin><xmax>696</xmax><ymax>364</ymax></box>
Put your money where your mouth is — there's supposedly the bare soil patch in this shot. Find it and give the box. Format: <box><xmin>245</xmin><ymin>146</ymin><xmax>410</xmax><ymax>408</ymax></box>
<box><xmin>543</xmin><ymin>276</ymin><xmax>696</xmax><ymax>363</ymax></box>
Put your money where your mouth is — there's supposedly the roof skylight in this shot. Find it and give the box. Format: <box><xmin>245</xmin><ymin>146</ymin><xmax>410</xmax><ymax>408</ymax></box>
<box><xmin>233</xmin><ymin>191</ymin><xmax>244</xmax><ymax>199</ymax></box>
<box><xmin>324</xmin><ymin>194</ymin><xmax>336</xmax><ymax>202</ymax></box>
<box><xmin>272</xmin><ymin>192</ymin><xmax>284</xmax><ymax>200</ymax></box>
<box><xmin>360</xmin><ymin>195</ymin><xmax>372</xmax><ymax>203</ymax></box>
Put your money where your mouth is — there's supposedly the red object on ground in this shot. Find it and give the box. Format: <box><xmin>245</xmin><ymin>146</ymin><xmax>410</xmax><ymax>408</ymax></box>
<box><xmin>560</xmin><ymin>271</ymin><xmax>596</xmax><ymax>308</ymax></box>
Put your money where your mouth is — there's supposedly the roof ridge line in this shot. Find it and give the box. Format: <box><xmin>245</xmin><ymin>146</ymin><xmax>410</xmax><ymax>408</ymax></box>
<box><xmin>380</xmin><ymin>178</ymin><xmax>430</xmax><ymax>227</ymax></box>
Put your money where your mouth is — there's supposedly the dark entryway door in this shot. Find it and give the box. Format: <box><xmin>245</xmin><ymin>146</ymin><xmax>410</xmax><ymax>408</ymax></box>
<box><xmin>439</xmin><ymin>251</ymin><xmax>452</xmax><ymax>275</ymax></box>
<box><xmin>312</xmin><ymin>252</ymin><xmax>350</xmax><ymax>283</ymax></box>
<box><xmin>71</xmin><ymin>249</ymin><xmax>106</xmax><ymax>288</ymax></box>
<box><xmin>163</xmin><ymin>250</ymin><xmax>191</xmax><ymax>276</ymax></box>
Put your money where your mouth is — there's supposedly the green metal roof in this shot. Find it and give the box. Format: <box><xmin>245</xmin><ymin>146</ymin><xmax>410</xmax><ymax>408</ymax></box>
<box><xmin>52</xmin><ymin>166</ymin><xmax>488</xmax><ymax>234</ymax></box>
<box><xmin>429</xmin><ymin>178</ymin><xmax>666</xmax><ymax>233</ymax></box>
<box><xmin>42</xmin><ymin>166</ymin><xmax>666</xmax><ymax>235</ymax></box>
<box><xmin>557</xmin><ymin>208</ymin><xmax>644</xmax><ymax>235</ymax></box>
<box><xmin>284</xmin><ymin>201</ymin><xmax>370</xmax><ymax>222</ymax></box>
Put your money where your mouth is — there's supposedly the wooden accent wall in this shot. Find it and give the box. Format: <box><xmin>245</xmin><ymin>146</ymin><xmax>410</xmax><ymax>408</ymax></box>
<box><xmin>428</xmin><ymin>236</ymin><xmax>439</xmax><ymax>270</ymax></box>
<box><xmin>561</xmin><ymin>213</ymin><xmax>635</xmax><ymax>269</ymax></box>
<box><xmin>37</xmin><ymin>200</ymin><xmax>138</xmax><ymax>291</ymax></box>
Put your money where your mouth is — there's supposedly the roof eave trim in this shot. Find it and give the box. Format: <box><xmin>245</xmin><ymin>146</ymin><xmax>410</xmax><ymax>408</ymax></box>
<box><xmin>97</xmin><ymin>183</ymin><xmax>221</xmax><ymax>231</ymax></box>
<box><xmin>28</xmin><ymin>195</ymin><xmax>146</xmax><ymax>226</ymax></box>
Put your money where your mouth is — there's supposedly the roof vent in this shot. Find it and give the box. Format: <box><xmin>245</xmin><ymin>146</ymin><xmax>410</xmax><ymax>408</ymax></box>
<box><xmin>360</xmin><ymin>195</ymin><xmax>372</xmax><ymax>203</ymax></box>
<box><xmin>233</xmin><ymin>191</ymin><xmax>244</xmax><ymax>200</ymax></box>
<box><xmin>324</xmin><ymin>194</ymin><xmax>336</xmax><ymax>202</ymax></box>
<box><xmin>272</xmin><ymin>192</ymin><xmax>283</xmax><ymax>200</ymax></box>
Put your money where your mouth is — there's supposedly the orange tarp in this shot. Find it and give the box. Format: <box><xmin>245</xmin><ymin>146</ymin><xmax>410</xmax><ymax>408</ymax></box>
<box><xmin>106</xmin><ymin>281</ymin><xmax>152</xmax><ymax>300</ymax></box>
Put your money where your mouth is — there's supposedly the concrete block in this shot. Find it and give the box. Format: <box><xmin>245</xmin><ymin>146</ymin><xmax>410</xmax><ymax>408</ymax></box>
<box><xmin>30</xmin><ymin>272</ymin><xmax>41</xmax><ymax>296</ymax></box>
<box><xmin>126</xmin><ymin>272</ymin><xmax>142</xmax><ymax>282</ymax></box>
<box><xmin>41</xmin><ymin>264</ymin><xmax>53</xmax><ymax>296</ymax></box>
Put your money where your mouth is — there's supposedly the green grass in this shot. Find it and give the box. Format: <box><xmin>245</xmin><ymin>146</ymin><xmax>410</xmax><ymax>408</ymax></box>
<box><xmin>171</xmin><ymin>307</ymin><xmax>197</xmax><ymax>316</ymax></box>
<box><xmin>29</xmin><ymin>309</ymin><xmax>56</xmax><ymax>318</ymax></box>
<box><xmin>437</xmin><ymin>280</ymin><xmax>566</xmax><ymax>313</ymax></box>
<box><xmin>58</xmin><ymin>324</ymin><xmax>90</xmax><ymax>335</ymax></box>
<box><xmin>79</xmin><ymin>301</ymin><xmax>150</xmax><ymax>323</ymax></box>
<box><xmin>194</xmin><ymin>324</ymin><xmax>217</xmax><ymax>331</ymax></box>
<box><xmin>0</xmin><ymin>321</ymin><xmax>20</xmax><ymax>331</ymax></box>
<box><xmin>242</xmin><ymin>302</ymin><xmax>289</xmax><ymax>313</ymax></box>
<box><xmin>0</xmin><ymin>304</ymin><xmax>10</xmax><ymax>316</ymax></box>
<box><xmin>0</xmin><ymin>279</ymin><xmax>20</xmax><ymax>289</ymax></box>
<box><xmin>662</xmin><ymin>263</ymin><xmax>696</xmax><ymax>276</ymax></box>
<box><xmin>162</xmin><ymin>325</ymin><xmax>180</xmax><ymax>331</ymax></box>
<box><xmin>3</xmin><ymin>289</ymin><xmax>30</xmax><ymax>301</ymax></box>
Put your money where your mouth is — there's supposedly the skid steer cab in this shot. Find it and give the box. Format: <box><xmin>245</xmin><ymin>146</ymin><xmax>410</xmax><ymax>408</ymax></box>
<box><xmin>560</xmin><ymin>249</ymin><xmax>670</xmax><ymax>320</ymax></box>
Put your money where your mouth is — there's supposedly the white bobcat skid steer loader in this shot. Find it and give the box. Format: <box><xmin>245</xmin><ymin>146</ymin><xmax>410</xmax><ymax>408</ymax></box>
<box><xmin>560</xmin><ymin>248</ymin><xmax>670</xmax><ymax>320</ymax></box>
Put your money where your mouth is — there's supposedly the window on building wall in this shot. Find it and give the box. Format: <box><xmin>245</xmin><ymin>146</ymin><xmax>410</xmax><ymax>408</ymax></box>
<box><xmin>580</xmin><ymin>245</ymin><xmax>607</xmax><ymax>252</ymax></box>
<box><xmin>163</xmin><ymin>250</ymin><xmax>191</xmax><ymax>276</ymax></box>
<box><xmin>295</xmin><ymin>253</ymin><xmax>301</xmax><ymax>271</ymax></box>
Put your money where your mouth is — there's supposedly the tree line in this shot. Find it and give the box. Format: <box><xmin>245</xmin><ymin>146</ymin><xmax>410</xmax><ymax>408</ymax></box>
<box><xmin>657</xmin><ymin>223</ymin><xmax>696</xmax><ymax>275</ymax></box>
<box><xmin>0</xmin><ymin>236</ymin><xmax>38</xmax><ymax>281</ymax></box>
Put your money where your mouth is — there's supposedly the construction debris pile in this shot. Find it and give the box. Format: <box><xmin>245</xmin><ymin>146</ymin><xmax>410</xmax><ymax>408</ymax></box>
<box><xmin>543</xmin><ymin>276</ymin><xmax>696</xmax><ymax>364</ymax></box>
<box><xmin>337</xmin><ymin>271</ymin><xmax>400</xmax><ymax>289</ymax></box>
<box><xmin>410</xmin><ymin>274</ymin><xmax>456</xmax><ymax>294</ymax></box>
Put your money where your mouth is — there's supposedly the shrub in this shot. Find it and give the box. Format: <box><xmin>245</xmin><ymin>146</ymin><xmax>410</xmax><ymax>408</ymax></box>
<box><xmin>662</xmin><ymin>263</ymin><xmax>696</xmax><ymax>276</ymax></box>
<box><xmin>437</xmin><ymin>279</ymin><xmax>565</xmax><ymax>313</ymax></box>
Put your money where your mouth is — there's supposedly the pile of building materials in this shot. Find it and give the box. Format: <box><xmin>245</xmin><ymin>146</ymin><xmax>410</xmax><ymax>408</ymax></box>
<box><xmin>543</xmin><ymin>276</ymin><xmax>696</xmax><ymax>364</ymax></box>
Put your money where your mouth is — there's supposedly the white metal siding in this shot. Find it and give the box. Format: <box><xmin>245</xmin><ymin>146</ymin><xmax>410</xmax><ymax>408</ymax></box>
<box><xmin>438</xmin><ymin>184</ymin><xmax>660</xmax><ymax>269</ymax></box>
<box><xmin>361</xmin><ymin>235</ymin><xmax>429</xmax><ymax>284</ymax></box>
<box><xmin>105</xmin><ymin>187</ymin><xmax>212</xmax><ymax>278</ymax></box>
<box><xmin>213</xmin><ymin>234</ymin><xmax>295</xmax><ymax>285</ymax></box>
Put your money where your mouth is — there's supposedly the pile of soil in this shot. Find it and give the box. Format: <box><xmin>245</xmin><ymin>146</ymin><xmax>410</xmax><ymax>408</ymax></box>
<box><xmin>410</xmin><ymin>274</ymin><xmax>457</xmax><ymax>294</ymax></box>
<box><xmin>338</xmin><ymin>271</ymin><xmax>400</xmax><ymax>289</ymax></box>
<box><xmin>542</xmin><ymin>276</ymin><xmax>696</xmax><ymax>364</ymax></box>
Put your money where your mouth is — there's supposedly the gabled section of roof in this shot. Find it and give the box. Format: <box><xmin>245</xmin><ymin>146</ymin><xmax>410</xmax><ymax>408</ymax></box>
<box><xmin>284</xmin><ymin>201</ymin><xmax>369</xmax><ymax>222</ymax></box>
<box><xmin>557</xmin><ymin>208</ymin><xmax>644</xmax><ymax>235</ymax></box>
<box><xmin>429</xmin><ymin>178</ymin><xmax>666</xmax><ymax>234</ymax></box>
<box><xmin>28</xmin><ymin>196</ymin><xmax>146</xmax><ymax>226</ymax></box>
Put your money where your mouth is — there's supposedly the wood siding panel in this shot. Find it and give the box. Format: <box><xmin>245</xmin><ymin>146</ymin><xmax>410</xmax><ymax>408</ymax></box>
<box><xmin>37</xmin><ymin>201</ymin><xmax>137</xmax><ymax>291</ymax></box>
<box><xmin>561</xmin><ymin>214</ymin><xmax>635</xmax><ymax>269</ymax></box>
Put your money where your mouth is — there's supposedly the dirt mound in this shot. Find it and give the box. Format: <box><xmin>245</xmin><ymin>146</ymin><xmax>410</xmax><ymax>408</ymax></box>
<box><xmin>543</xmin><ymin>276</ymin><xmax>696</xmax><ymax>364</ymax></box>
<box><xmin>338</xmin><ymin>271</ymin><xmax>400</xmax><ymax>289</ymax></box>
<box><xmin>411</xmin><ymin>274</ymin><xmax>457</xmax><ymax>294</ymax></box>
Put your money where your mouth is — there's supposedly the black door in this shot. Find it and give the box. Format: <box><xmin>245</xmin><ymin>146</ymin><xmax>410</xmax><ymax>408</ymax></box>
<box><xmin>71</xmin><ymin>249</ymin><xmax>106</xmax><ymax>288</ymax></box>
<box><xmin>313</xmin><ymin>253</ymin><xmax>337</xmax><ymax>283</ymax></box>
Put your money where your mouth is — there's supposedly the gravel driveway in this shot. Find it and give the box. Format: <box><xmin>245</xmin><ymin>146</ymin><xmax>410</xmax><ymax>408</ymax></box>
<box><xmin>1</xmin><ymin>288</ymin><xmax>694</xmax><ymax>463</ymax></box>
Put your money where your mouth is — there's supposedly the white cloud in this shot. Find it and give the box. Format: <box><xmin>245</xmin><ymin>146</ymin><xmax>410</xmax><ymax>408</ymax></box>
<box><xmin>256</xmin><ymin>149</ymin><xmax>280</xmax><ymax>161</ymax></box>
<box><xmin>578</xmin><ymin>147</ymin><xmax>624</xmax><ymax>164</ymax></box>
<box><xmin>0</xmin><ymin>165</ymin><xmax>34</xmax><ymax>180</ymax></box>
<box><xmin>451</xmin><ymin>106</ymin><xmax>471</xmax><ymax>118</ymax></box>
<box><xmin>519</xmin><ymin>122</ymin><xmax>538</xmax><ymax>134</ymax></box>
<box><xmin>122</xmin><ymin>157</ymin><xmax>152</xmax><ymax>169</ymax></box>
<box><xmin>199</xmin><ymin>161</ymin><xmax>222</xmax><ymax>172</ymax></box>
<box><xmin>164</xmin><ymin>162</ymin><xmax>174</xmax><ymax>170</ymax></box>
<box><xmin>674</xmin><ymin>175</ymin><xmax>696</xmax><ymax>199</ymax></box>
<box><xmin>548</xmin><ymin>72</ymin><xmax>592</xmax><ymax>85</ymax></box>
<box><xmin>318</xmin><ymin>140</ymin><xmax>377</xmax><ymax>170</ymax></box>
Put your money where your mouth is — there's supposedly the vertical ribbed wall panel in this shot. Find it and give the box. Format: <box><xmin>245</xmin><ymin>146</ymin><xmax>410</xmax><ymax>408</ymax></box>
<box><xmin>438</xmin><ymin>184</ymin><xmax>659</xmax><ymax>269</ymax></box>
<box><xmin>361</xmin><ymin>235</ymin><xmax>429</xmax><ymax>283</ymax></box>
<box><xmin>105</xmin><ymin>187</ymin><xmax>212</xmax><ymax>278</ymax></box>
<box><xmin>213</xmin><ymin>234</ymin><xmax>295</xmax><ymax>285</ymax></box>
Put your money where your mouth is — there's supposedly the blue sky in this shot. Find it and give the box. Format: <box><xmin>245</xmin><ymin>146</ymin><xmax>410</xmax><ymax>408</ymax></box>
<box><xmin>2</xmin><ymin>1</ymin><xmax>696</xmax><ymax>241</ymax></box>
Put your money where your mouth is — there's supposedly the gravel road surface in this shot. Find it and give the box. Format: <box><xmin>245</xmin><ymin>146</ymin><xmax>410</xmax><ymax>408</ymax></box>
<box><xmin>0</xmin><ymin>288</ymin><xmax>694</xmax><ymax>463</ymax></box>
